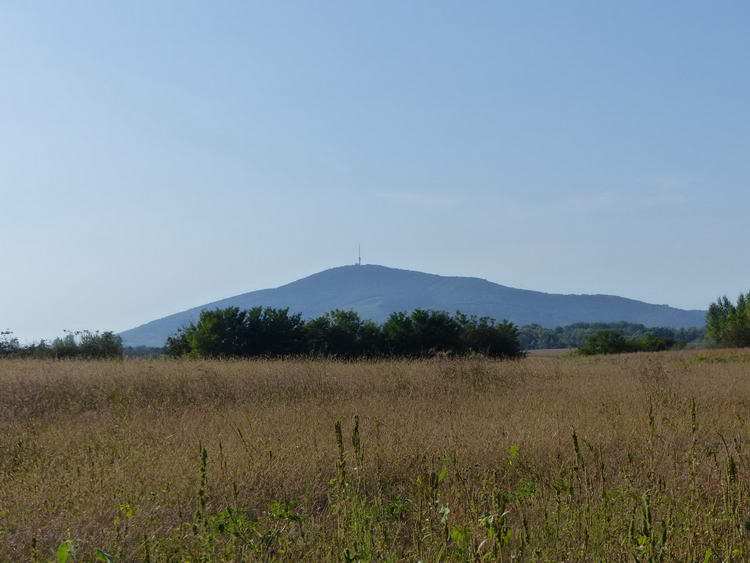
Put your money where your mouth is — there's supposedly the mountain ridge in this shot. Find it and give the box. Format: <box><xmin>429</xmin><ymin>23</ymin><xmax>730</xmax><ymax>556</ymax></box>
<box><xmin>119</xmin><ymin>264</ymin><xmax>707</xmax><ymax>347</ymax></box>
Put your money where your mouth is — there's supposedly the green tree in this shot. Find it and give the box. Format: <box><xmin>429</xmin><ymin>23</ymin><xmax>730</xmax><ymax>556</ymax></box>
<box><xmin>359</xmin><ymin>320</ymin><xmax>384</xmax><ymax>357</ymax></box>
<box><xmin>166</xmin><ymin>306</ymin><xmax>305</xmax><ymax>358</ymax></box>
<box><xmin>165</xmin><ymin>307</ymin><xmax>522</xmax><ymax>360</ymax></box>
<box><xmin>305</xmin><ymin>310</ymin><xmax>383</xmax><ymax>358</ymax></box>
<box><xmin>634</xmin><ymin>333</ymin><xmax>671</xmax><ymax>352</ymax></box>
<box><xmin>52</xmin><ymin>333</ymin><xmax>79</xmax><ymax>359</ymax></box>
<box><xmin>165</xmin><ymin>328</ymin><xmax>191</xmax><ymax>358</ymax></box>
<box><xmin>459</xmin><ymin>315</ymin><xmax>522</xmax><ymax>358</ymax></box>
<box><xmin>577</xmin><ymin>329</ymin><xmax>672</xmax><ymax>356</ymax></box>
<box><xmin>186</xmin><ymin>307</ymin><xmax>251</xmax><ymax>358</ymax></box>
<box><xmin>244</xmin><ymin>307</ymin><xmax>305</xmax><ymax>356</ymax></box>
<box><xmin>409</xmin><ymin>309</ymin><xmax>461</xmax><ymax>355</ymax></box>
<box><xmin>0</xmin><ymin>330</ymin><xmax>20</xmax><ymax>358</ymax></box>
<box><xmin>382</xmin><ymin>312</ymin><xmax>415</xmax><ymax>356</ymax></box>
<box><xmin>77</xmin><ymin>331</ymin><xmax>124</xmax><ymax>359</ymax></box>
<box><xmin>707</xmin><ymin>292</ymin><xmax>750</xmax><ymax>348</ymax></box>
<box><xmin>578</xmin><ymin>330</ymin><xmax>635</xmax><ymax>355</ymax></box>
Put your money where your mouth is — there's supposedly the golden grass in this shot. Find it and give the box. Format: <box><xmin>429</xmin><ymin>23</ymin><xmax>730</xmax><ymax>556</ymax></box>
<box><xmin>2</xmin><ymin>351</ymin><xmax>750</xmax><ymax>561</ymax></box>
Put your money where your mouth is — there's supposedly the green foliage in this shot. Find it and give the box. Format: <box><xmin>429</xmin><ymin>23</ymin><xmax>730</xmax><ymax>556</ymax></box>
<box><xmin>0</xmin><ymin>330</ymin><xmax>123</xmax><ymax>359</ymax></box>
<box><xmin>0</xmin><ymin>330</ymin><xmax>20</xmax><ymax>357</ymax></box>
<box><xmin>77</xmin><ymin>331</ymin><xmax>125</xmax><ymax>359</ymax></box>
<box><xmin>578</xmin><ymin>329</ymin><xmax>672</xmax><ymax>356</ymax></box>
<box><xmin>458</xmin><ymin>314</ymin><xmax>522</xmax><ymax>359</ymax></box>
<box><xmin>383</xmin><ymin>309</ymin><xmax>462</xmax><ymax>356</ymax></box>
<box><xmin>55</xmin><ymin>540</ymin><xmax>74</xmax><ymax>563</ymax></box>
<box><xmin>380</xmin><ymin>312</ymin><xmax>414</xmax><ymax>356</ymax></box>
<box><xmin>166</xmin><ymin>307</ymin><xmax>305</xmax><ymax>359</ymax></box>
<box><xmin>305</xmin><ymin>310</ymin><xmax>381</xmax><ymax>358</ymax></box>
<box><xmin>188</xmin><ymin>307</ymin><xmax>253</xmax><ymax>358</ymax></box>
<box><xmin>410</xmin><ymin>309</ymin><xmax>461</xmax><ymax>355</ymax></box>
<box><xmin>52</xmin><ymin>333</ymin><xmax>79</xmax><ymax>359</ymax></box>
<box><xmin>166</xmin><ymin>307</ymin><xmax>523</xmax><ymax>359</ymax></box>
<box><xmin>164</xmin><ymin>330</ymin><xmax>191</xmax><ymax>358</ymax></box>
<box><xmin>636</xmin><ymin>333</ymin><xmax>672</xmax><ymax>353</ymax></box>
<box><xmin>94</xmin><ymin>548</ymin><xmax>114</xmax><ymax>562</ymax></box>
<box><xmin>578</xmin><ymin>330</ymin><xmax>635</xmax><ymax>355</ymax></box>
<box><xmin>519</xmin><ymin>322</ymin><xmax>703</xmax><ymax>350</ymax></box>
<box><xmin>707</xmin><ymin>292</ymin><xmax>750</xmax><ymax>348</ymax></box>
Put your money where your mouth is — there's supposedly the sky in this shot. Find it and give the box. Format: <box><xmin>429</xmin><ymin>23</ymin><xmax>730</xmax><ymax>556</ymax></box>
<box><xmin>2</xmin><ymin>1</ymin><xmax>749</xmax><ymax>341</ymax></box>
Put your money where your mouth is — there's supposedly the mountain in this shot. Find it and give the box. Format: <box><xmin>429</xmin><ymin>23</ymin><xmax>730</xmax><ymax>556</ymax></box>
<box><xmin>119</xmin><ymin>264</ymin><xmax>707</xmax><ymax>347</ymax></box>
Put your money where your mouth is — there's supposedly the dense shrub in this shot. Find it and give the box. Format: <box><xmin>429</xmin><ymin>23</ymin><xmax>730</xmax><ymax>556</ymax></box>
<box><xmin>457</xmin><ymin>313</ymin><xmax>522</xmax><ymax>358</ymax></box>
<box><xmin>0</xmin><ymin>330</ymin><xmax>123</xmax><ymax>359</ymax></box>
<box><xmin>519</xmin><ymin>322</ymin><xmax>704</xmax><ymax>350</ymax></box>
<box><xmin>165</xmin><ymin>307</ymin><xmax>523</xmax><ymax>359</ymax></box>
<box><xmin>305</xmin><ymin>310</ymin><xmax>383</xmax><ymax>358</ymax></box>
<box><xmin>165</xmin><ymin>307</ymin><xmax>305</xmax><ymax>359</ymax></box>
<box><xmin>77</xmin><ymin>331</ymin><xmax>125</xmax><ymax>359</ymax></box>
<box><xmin>577</xmin><ymin>329</ymin><xmax>672</xmax><ymax>356</ymax></box>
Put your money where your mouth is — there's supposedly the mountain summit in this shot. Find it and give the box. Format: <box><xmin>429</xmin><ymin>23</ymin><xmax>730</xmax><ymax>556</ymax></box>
<box><xmin>119</xmin><ymin>265</ymin><xmax>706</xmax><ymax>347</ymax></box>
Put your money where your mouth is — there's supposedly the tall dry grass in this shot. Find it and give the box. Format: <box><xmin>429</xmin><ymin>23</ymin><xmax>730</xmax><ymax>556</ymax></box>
<box><xmin>1</xmin><ymin>351</ymin><xmax>750</xmax><ymax>560</ymax></box>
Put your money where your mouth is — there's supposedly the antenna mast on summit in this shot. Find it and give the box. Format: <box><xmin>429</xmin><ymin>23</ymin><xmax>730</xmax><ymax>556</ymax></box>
<box><xmin>357</xmin><ymin>244</ymin><xmax>362</xmax><ymax>266</ymax></box>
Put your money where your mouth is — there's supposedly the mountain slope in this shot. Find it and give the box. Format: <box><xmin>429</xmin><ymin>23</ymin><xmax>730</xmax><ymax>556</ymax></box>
<box><xmin>119</xmin><ymin>265</ymin><xmax>707</xmax><ymax>347</ymax></box>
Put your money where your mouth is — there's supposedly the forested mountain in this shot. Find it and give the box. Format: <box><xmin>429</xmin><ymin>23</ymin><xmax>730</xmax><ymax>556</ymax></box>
<box><xmin>119</xmin><ymin>265</ymin><xmax>706</xmax><ymax>347</ymax></box>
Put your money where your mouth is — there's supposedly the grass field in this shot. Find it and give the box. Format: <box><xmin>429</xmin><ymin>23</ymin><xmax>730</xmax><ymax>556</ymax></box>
<box><xmin>2</xmin><ymin>351</ymin><xmax>750</xmax><ymax>561</ymax></box>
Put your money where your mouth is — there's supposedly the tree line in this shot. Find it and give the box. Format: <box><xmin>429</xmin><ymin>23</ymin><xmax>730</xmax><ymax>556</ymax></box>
<box><xmin>575</xmin><ymin>292</ymin><xmax>750</xmax><ymax>355</ymax></box>
<box><xmin>0</xmin><ymin>330</ymin><xmax>124</xmax><ymax>359</ymax></box>
<box><xmin>520</xmin><ymin>322</ymin><xmax>705</xmax><ymax>351</ymax></box>
<box><xmin>4</xmin><ymin>291</ymin><xmax>748</xmax><ymax>360</ymax></box>
<box><xmin>164</xmin><ymin>307</ymin><xmax>523</xmax><ymax>359</ymax></box>
<box><xmin>576</xmin><ymin>330</ymin><xmax>679</xmax><ymax>356</ymax></box>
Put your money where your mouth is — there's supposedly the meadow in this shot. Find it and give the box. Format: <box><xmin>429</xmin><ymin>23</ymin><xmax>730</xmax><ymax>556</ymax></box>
<box><xmin>2</xmin><ymin>351</ymin><xmax>750</xmax><ymax>561</ymax></box>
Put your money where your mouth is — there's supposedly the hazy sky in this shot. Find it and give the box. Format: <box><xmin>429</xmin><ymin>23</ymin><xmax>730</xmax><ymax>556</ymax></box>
<box><xmin>2</xmin><ymin>1</ymin><xmax>749</xmax><ymax>341</ymax></box>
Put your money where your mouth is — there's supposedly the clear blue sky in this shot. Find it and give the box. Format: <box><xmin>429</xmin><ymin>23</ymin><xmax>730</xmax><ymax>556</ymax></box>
<box><xmin>2</xmin><ymin>1</ymin><xmax>749</xmax><ymax>341</ymax></box>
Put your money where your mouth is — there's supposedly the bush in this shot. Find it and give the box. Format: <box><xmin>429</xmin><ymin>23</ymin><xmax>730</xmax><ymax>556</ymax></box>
<box><xmin>458</xmin><ymin>314</ymin><xmax>523</xmax><ymax>359</ymax></box>
<box><xmin>305</xmin><ymin>310</ymin><xmax>383</xmax><ymax>358</ymax></box>
<box><xmin>77</xmin><ymin>331</ymin><xmax>124</xmax><ymax>359</ymax></box>
<box><xmin>166</xmin><ymin>307</ymin><xmax>305</xmax><ymax>359</ymax></box>
<box><xmin>577</xmin><ymin>329</ymin><xmax>671</xmax><ymax>356</ymax></box>
<box><xmin>578</xmin><ymin>330</ymin><xmax>635</xmax><ymax>355</ymax></box>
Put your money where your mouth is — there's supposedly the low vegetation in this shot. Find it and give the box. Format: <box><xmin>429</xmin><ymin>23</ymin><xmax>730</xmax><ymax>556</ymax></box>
<box><xmin>519</xmin><ymin>322</ymin><xmax>705</xmax><ymax>350</ymax></box>
<box><xmin>577</xmin><ymin>329</ymin><xmax>675</xmax><ymax>355</ymax></box>
<box><xmin>2</xmin><ymin>352</ymin><xmax>750</xmax><ymax>560</ymax></box>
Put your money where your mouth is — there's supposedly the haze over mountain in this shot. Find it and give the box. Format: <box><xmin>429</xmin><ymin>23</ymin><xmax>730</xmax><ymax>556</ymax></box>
<box><xmin>119</xmin><ymin>265</ymin><xmax>706</xmax><ymax>347</ymax></box>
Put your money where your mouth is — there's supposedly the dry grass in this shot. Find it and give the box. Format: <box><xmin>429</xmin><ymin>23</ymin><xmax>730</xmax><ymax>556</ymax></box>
<box><xmin>2</xmin><ymin>351</ymin><xmax>750</xmax><ymax>561</ymax></box>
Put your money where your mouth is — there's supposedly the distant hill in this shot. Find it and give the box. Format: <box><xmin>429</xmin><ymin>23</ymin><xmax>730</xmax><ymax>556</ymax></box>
<box><xmin>119</xmin><ymin>264</ymin><xmax>707</xmax><ymax>347</ymax></box>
